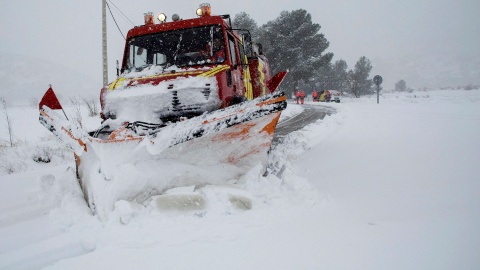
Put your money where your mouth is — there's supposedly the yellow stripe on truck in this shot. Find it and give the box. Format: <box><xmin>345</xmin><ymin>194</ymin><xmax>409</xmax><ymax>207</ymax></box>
<box><xmin>133</xmin><ymin>70</ymin><xmax>204</xmax><ymax>81</ymax></box>
<box><xmin>258</xmin><ymin>61</ymin><xmax>266</xmax><ymax>96</ymax></box>
<box><xmin>108</xmin><ymin>66</ymin><xmax>229</xmax><ymax>90</ymax></box>
<box><xmin>243</xmin><ymin>55</ymin><xmax>253</xmax><ymax>100</ymax></box>
<box><xmin>200</xmin><ymin>65</ymin><xmax>230</xmax><ymax>77</ymax></box>
<box><xmin>109</xmin><ymin>78</ymin><xmax>126</xmax><ymax>90</ymax></box>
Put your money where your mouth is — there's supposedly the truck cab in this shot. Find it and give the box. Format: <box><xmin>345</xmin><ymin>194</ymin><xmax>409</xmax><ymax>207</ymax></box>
<box><xmin>100</xmin><ymin>4</ymin><xmax>275</xmax><ymax>125</ymax></box>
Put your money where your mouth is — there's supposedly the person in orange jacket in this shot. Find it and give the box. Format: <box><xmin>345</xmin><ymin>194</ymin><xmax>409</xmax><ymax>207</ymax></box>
<box><xmin>312</xmin><ymin>90</ymin><xmax>318</xmax><ymax>102</ymax></box>
<box><xmin>300</xmin><ymin>90</ymin><xmax>305</xmax><ymax>104</ymax></box>
<box><xmin>295</xmin><ymin>90</ymin><xmax>300</xmax><ymax>104</ymax></box>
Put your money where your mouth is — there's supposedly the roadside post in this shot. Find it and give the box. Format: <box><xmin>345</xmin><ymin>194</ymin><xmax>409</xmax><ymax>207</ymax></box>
<box><xmin>373</xmin><ymin>75</ymin><xmax>383</xmax><ymax>104</ymax></box>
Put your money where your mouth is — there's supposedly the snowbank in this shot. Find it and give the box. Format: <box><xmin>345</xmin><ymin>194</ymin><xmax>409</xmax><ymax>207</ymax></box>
<box><xmin>1</xmin><ymin>89</ymin><xmax>479</xmax><ymax>269</ymax></box>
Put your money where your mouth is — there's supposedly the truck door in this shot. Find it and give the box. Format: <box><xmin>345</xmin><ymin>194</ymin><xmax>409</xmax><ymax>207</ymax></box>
<box><xmin>238</xmin><ymin>40</ymin><xmax>253</xmax><ymax>100</ymax></box>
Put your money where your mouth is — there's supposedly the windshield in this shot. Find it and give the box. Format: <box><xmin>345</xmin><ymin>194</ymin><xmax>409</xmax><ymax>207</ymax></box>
<box><xmin>124</xmin><ymin>25</ymin><xmax>226</xmax><ymax>72</ymax></box>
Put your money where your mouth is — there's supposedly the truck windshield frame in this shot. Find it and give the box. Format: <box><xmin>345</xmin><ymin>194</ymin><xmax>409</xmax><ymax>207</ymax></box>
<box><xmin>123</xmin><ymin>25</ymin><xmax>226</xmax><ymax>73</ymax></box>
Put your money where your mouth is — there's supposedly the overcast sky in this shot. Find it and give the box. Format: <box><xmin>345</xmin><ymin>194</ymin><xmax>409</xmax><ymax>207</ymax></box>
<box><xmin>1</xmin><ymin>0</ymin><xmax>479</xmax><ymax>90</ymax></box>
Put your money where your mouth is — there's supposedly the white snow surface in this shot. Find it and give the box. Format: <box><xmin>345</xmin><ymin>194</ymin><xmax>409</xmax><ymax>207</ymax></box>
<box><xmin>1</xmin><ymin>89</ymin><xmax>479</xmax><ymax>269</ymax></box>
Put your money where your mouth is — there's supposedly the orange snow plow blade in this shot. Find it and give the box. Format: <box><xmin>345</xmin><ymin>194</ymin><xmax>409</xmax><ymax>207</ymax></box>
<box><xmin>38</xmin><ymin>87</ymin><xmax>287</xmax><ymax>218</ymax></box>
<box><xmin>39</xmin><ymin>87</ymin><xmax>286</xmax><ymax>156</ymax></box>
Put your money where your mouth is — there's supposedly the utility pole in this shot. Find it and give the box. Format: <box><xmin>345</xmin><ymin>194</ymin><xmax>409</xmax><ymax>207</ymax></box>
<box><xmin>102</xmin><ymin>0</ymin><xmax>108</xmax><ymax>86</ymax></box>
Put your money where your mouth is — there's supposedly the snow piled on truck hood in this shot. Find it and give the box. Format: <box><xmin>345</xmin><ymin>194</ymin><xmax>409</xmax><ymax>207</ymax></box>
<box><xmin>104</xmin><ymin>73</ymin><xmax>220</xmax><ymax>124</ymax></box>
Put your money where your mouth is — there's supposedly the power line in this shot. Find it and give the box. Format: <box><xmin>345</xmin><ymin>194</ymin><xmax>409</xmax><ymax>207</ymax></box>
<box><xmin>107</xmin><ymin>0</ymin><xmax>135</xmax><ymax>27</ymax></box>
<box><xmin>106</xmin><ymin>1</ymin><xmax>126</xmax><ymax>40</ymax></box>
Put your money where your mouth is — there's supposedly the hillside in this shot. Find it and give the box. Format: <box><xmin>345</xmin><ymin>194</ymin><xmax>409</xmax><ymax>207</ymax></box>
<box><xmin>371</xmin><ymin>54</ymin><xmax>480</xmax><ymax>89</ymax></box>
<box><xmin>0</xmin><ymin>53</ymin><xmax>101</xmax><ymax>106</ymax></box>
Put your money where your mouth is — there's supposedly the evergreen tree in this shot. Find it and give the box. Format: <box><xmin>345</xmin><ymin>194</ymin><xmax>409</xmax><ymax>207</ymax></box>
<box><xmin>395</xmin><ymin>79</ymin><xmax>407</xmax><ymax>92</ymax></box>
<box><xmin>316</xmin><ymin>64</ymin><xmax>334</xmax><ymax>90</ymax></box>
<box><xmin>331</xmin><ymin>59</ymin><xmax>349</xmax><ymax>91</ymax></box>
<box><xmin>307</xmin><ymin>59</ymin><xmax>348</xmax><ymax>93</ymax></box>
<box><xmin>258</xmin><ymin>9</ymin><xmax>333</xmax><ymax>96</ymax></box>
<box><xmin>232</xmin><ymin>12</ymin><xmax>259</xmax><ymax>40</ymax></box>
<box><xmin>348</xmin><ymin>56</ymin><xmax>373</xmax><ymax>97</ymax></box>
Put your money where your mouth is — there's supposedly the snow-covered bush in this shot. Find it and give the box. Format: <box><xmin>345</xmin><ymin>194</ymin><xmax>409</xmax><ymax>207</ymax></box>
<box><xmin>1</xmin><ymin>97</ymin><xmax>14</xmax><ymax>147</ymax></box>
<box><xmin>0</xmin><ymin>137</ymin><xmax>74</xmax><ymax>175</ymax></box>
<box><xmin>0</xmin><ymin>145</ymin><xmax>27</xmax><ymax>174</ymax></box>
<box><xmin>32</xmin><ymin>145</ymin><xmax>53</xmax><ymax>163</ymax></box>
<box><xmin>31</xmin><ymin>138</ymin><xmax>74</xmax><ymax>165</ymax></box>
<box><xmin>68</xmin><ymin>97</ymin><xmax>83</xmax><ymax>127</ymax></box>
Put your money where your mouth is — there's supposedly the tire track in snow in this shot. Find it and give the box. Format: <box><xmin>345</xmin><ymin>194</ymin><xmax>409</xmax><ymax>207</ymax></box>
<box><xmin>273</xmin><ymin>104</ymin><xmax>335</xmax><ymax>144</ymax></box>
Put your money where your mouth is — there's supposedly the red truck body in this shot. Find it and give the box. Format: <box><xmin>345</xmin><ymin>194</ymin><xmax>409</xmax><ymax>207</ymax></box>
<box><xmin>100</xmin><ymin>14</ymin><xmax>276</xmax><ymax>124</ymax></box>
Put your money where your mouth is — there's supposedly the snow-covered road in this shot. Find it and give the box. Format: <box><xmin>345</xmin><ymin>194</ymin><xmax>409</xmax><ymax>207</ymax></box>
<box><xmin>273</xmin><ymin>103</ymin><xmax>335</xmax><ymax>144</ymax></box>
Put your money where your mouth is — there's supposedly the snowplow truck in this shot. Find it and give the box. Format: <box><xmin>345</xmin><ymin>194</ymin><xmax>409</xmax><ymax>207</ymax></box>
<box><xmin>38</xmin><ymin>4</ymin><xmax>288</xmax><ymax>219</ymax></box>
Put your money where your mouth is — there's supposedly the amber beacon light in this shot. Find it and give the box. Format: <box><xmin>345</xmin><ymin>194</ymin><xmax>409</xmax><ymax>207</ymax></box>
<box><xmin>144</xmin><ymin>12</ymin><xmax>154</xmax><ymax>25</ymax></box>
<box><xmin>196</xmin><ymin>3</ymin><xmax>211</xmax><ymax>17</ymax></box>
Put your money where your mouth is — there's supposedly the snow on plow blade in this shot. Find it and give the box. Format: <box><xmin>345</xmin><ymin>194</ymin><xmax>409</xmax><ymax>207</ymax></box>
<box><xmin>38</xmin><ymin>88</ymin><xmax>287</xmax><ymax>219</ymax></box>
<box><xmin>147</xmin><ymin>90</ymin><xmax>287</xmax><ymax>154</ymax></box>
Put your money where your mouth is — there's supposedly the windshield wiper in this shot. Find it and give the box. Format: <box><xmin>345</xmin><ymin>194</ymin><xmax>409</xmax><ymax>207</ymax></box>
<box><xmin>171</xmin><ymin>34</ymin><xmax>183</xmax><ymax>69</ymax></box>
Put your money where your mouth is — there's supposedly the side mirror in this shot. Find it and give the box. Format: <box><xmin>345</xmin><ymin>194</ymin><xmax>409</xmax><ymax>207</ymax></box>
<box><xmin>257</xmin><ymin>43</ymin><xmax>264</xmax><ymax>55</ymax></box>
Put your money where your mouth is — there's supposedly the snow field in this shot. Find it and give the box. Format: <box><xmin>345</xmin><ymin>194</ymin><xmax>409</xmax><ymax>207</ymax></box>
<box><xmin>0</xmin><ymin>89</ymin><xmax>479</xmax><ymax>269</ymax></box>
<box><xmin>297</xmin><ymin>89</ymin><xmax>480</xmax><ymax>269</ymax></box>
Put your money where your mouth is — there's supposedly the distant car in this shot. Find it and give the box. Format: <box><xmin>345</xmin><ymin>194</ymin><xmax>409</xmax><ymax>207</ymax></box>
<box><xmin>325</xmin><ymin>90</ymin><xmax>341</xmax><ymax>103</ymax></box>
<box><xmin>318</xmin><ymin>90</ymin><xmax>342</xmax><ymax>103</ymax></box>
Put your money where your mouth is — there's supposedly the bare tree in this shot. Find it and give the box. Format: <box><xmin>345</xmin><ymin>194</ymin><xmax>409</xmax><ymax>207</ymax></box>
<box><xmin>68</xmin><ymin>97</ymin><xmax>83</xmax><ymax>127</ymax></box>
<box><xmin>1</xmin><ymin>97</ymin><xmax>13</xmax><ymax>147</ymax></box>
<box><xmin>83</xmin><ymin>98</ymin><xmax>99</xmax><ymax>117</ymax></box>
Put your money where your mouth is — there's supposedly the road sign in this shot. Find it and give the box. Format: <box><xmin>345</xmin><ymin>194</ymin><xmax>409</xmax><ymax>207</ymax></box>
<box><xmin>373</xmin><ymin>75</ymin><xmax>382</xmax><ymax>104</ymax></box>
